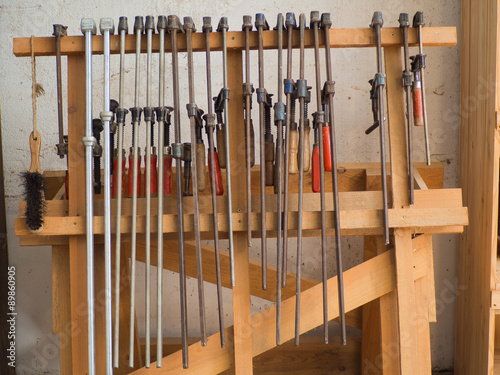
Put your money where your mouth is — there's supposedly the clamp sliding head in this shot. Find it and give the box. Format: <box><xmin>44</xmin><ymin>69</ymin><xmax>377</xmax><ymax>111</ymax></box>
<box><xmin>370</xmin><ymin>11</ymin><xmax>383</xmax><ymax>28</ymax></box>
<box><xmin>217</xmin><ymin>17</ymin><xmax>228</xmax><ymax>32</ymax></box>
<box><xmin>145</xmin><ymin>15</ymin><xmax>155</xmax><ymax>33</ymax></box>
<box><xmin>413</xmin><ymin>11</ymin><xmax>424</xmax><ymax>27</ymax></box>
<box><xmin>168</xmin><ymin>15</ymin><xmax>184</xmax><ymax>33</ymax></box>
<box><xmin>53</xmin><ymin>24</ymin><xmax>68</xmax><ymax>37</ymax></box>
<box><xmin>203</xmin><ymin>16</ymin><xmax>212</xmax><ymax>32</ymax></box>
<box><xmin>118</xmin><ymin>16</ymin><xmax>129</xmax><ymax>34</ymax></box>
<box><xmin>100</xmin><ymin>18</ymin><xmax>115</xmax><ymax>35</ymax></box>
<box><xmin>320</xmin><ymin>13</ymin><xmax>332</xmax><ymax>29</ymax></box>
<box><xmin>81</xmin><ymin>18</ymin><xmax>97</xmax><ymax>35</ymax></box>
<box><xmin>398</xmin><ymin>13</ymin><xmax>410</xmax><ymax>28</ymax></box>
<box><xmin>183</xmin><ymin>16</ymin><xmax>196</xmax><ymax>32</ymax></box>
<box><xmin>310</xmin><ymin>11</ymin><xmax>320</xmax><ymax>28</ymax></box>
<box><xmin>134</xmin><ymin>16</ymin><xmax>144</xmax><ymax>34</ymax></box>
<box><xmin>242</xmin><ymin>15</ymin><xmax>252</xmax><ymax>31</ymax></box>
<box><xmin>285</xmin><ymin>12</ymin><xmax>297</xmax><ymax>30</ymax></box>
<box><xmin>255</xmin><ymin>13</ymin><xmax>269</xmax><ymax>30</ymax></box>
<box><xmin>157</xmin><ymin>15</ymin><xmax>167</xmax><ymax>32</ymax></box>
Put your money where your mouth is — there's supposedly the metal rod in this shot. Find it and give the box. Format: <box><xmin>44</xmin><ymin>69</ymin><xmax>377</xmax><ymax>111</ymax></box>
<box><xmin>99</xmin><ymin>17</ymin><xmax>114</xmax><ymax>375</ymax></box>
<box><xmin>321</xmin><ymin>12</ymin><xmax>346</xmax><ymax>345</ymax></box>
<box><xmin>128</xmin><ymin>15</ymin><xmax>143</xmax><ymax>367</ymax></box>
<box><xmin>311</xmin><ymin>10</ymin><xmax>329</xmax><ymax>344</ymax></box>
<box><xmin>295</xmin><ymin>12</ymin><xmax>305</xmax><ymax>347</ymax></box>
<box><xmin>169</xmin><ymin>15</ymin><xmax>189</xmax><ymax>368</ymax></box>
<box><xmin>156</xmin><ymin>15</ymin><xmax>167</xmax><ymax>368</ymax></box>
<box><xmin>414</xmin><ymin>11</ymin><xmax>431</xmax><ymax>165</ymax></box>
<box><xmin>242</xmin><ymin>16</ymin><xmax>253</xmax><ymax>248</ymax></box>
<box><xmin>203</xmin><ymin>17</ymin><xmax>225</xmax><ymax>347</ymax></box>
<box><xmin>217</xmin><ymin>17</ymin><xmax>235</xmax><ymax>288</ymax></box>
<box><xmin>256</xmin><ymin>13</ymin><xmax>269</xmax><ymax>291</ymax></box>
<box><xmin>399</xmin><ymin>13</ymin><xmax>415</xmax><ymax>205</ymax></box>
<box><xmin>283</xmin><ymin>12</ymin><xmax>296</xmax><ymax>288</ymax></box>
<box><xmin>53</xmin><ymin>24</ymin><xmax>67</xmax><ymax>159</ymax></box>
<box><xmin>80</xmin><ymin>18</ymin><xmax>96</xmax><ymax>375</ymax></box>
<box><xmin>144</xmin><ymin>15</ymin><xmax>155</xmax><ymax>368</ymax></box>
<box><xmin>371</xmin><ymin>12</ymin><xmax>390</xmax><ymax>245</ymax></box>
<box><xmin>113</xmin><ymin>15</ymin><xmax>128</xmax><ymax>369</ymax></box>
<box><xmin>274</xmin><ymin>13</ymin><xmax>284</xmax><ymax>346</ymax></box>
<box><xmin>184</xmin><ymin>16</ymin><xmax>207</xmax><ymax>350</ymax></box>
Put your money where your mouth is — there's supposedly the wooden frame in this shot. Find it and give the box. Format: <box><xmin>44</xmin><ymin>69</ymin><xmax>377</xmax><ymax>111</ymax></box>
<box><xmin>14</xmin><ymin>25</ymin><xmax>462</xmax><ymax>374</ymax></box>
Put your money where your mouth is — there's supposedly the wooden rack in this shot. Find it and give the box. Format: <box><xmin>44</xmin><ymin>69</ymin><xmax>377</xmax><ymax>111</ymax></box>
<box><xmin>14</xmin><ymin>25</ymin><xmax>463</xmax><ymax>375</ymax></box>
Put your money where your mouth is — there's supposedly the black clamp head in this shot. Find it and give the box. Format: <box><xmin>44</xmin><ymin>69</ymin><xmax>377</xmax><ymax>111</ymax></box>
<box><xmin>168</xmin><ymin>15</ymin><xmax>184</xmax><ymax>33</ymax></box>
<box><xmin>203</xmin><ymin>113</ymin><xmax>216</xmax><ymax>131</ymax></box>
<box><xmin>398</xmin><ymin>13</ymin><xmax>410</xmax><ymax>28</ymax></box>
<box><xmin>321</xmin><ymin>80</ymin><xmax>335</xmax><ymax>104</ymax></box>
<box><xmin>285</xmin><ymin>13</ymin><xmax>297</xmax><ymax>30</ymax></box>
<box><xmin>118</xmin><ymin>17</ymin><xmax>129</xmax><ymax>34</ymax></box>
<box><xmin>313</xmin><ymin>111</ymin><xmax>325</xmax><ymax>126</ymax></box>
<box><xmin>413</xmin><ymin>11</ymin><xmax>424</xmax><ymax>27</ymax></box>
<box><xmin>402</xmin><ymin>70</ymin><xmax>412</xmax><ymax>87</ymax></box>
<box><xmin>256</xmin><ymin>88</ymin><xmax>268</xmax><ymax>104</ymax></box>
<box><xmin>157</xmin><ymin>16</ymin><xmax>167</xmax><ymax>32</ymax></box>
<box><xmin>255</xmin><ymin>13</ymin><xmax>269</xmax><ymax>30</ymax></box>
<box><xmin>145</xmin><ymin>16</ymin><xmax>155</xmax><ymax>32</ymax></box>
<box><xmin>92</xmin><ymin>118</ymin><xmax>104</xmax><ymax>134</ymax></box>
<box><xmin>370</xmin><ymin>12</ymin><xmax>384</xmax><ymax>28</ymax></box>
<box><xmin>182</xmin><ymin>143</ymin><xmax>192</xmax><ymax>162</ymax></box>
<box><xmin>183</xmin><ymin>16</ymin><xmax>196</xmax><ymax>32</ymax></box>
<box><xmin>134</xmin><ymin>16</ymin><xmax>144</xmax><ymax>34</ymax></box>
<box><xmin>242</xmin><ymin>15</ymin><xmax>252</xmax><ymax>31</ymax></box>
<box><xmin>320</xmin><ymin>13</ymin><xmax>332</xmax><ymax>29</ymax></box>
<box><xmin>115</xmin><ymin>108</ymin><xmax>129</xmax><ymax>124</ymax></box>
<box><xmin>410</xmin><ymin>54</ymin><xmax>426</xmax><ymax>71</ymax></box>
<box><xmin>203</xmin><ymin>17</ymin><xmax>212</xmax><ymax>32</ymax></box>
<box><xmin>129</xmin><ymin>107</ymin><xmax>143</xmax><ymax>123</ymax></box>
<box><xmin>295</xmin><ymin>79</ymin><xmax>307</xmax><ymax>98</ymax></box>
<box><xmin>110</xmin><ymin>99</ymin><xmax>119</xmax><ymax>113</ymax></box>
<box><xmin>274</xmin><ymin>102</ymin><xmax>285</xmax><ymax>123</ymax></box>
<box><xmin>310</xmin><ymin>11</ymin><xmax>320</xmax><ymax>28</ymax></box>
<box><xmin>154</xmin><ymin>107</ymin><xmax>166</xmax><ymax>122</ymax></box>
<box><xmin>143</xmin><ymin>107</ymin><xmax>155</xmax><ymax>122</ymax></box>
<box><xmin>186</xmin><ymin>103</ymin><xmax>198</xmax><ymax>118</ymax></box>
<box><xmin>53</xmin><ymin>24</ymin><xmax>68</xmax><ymax>37</ymax></box>
<box><xmin>217</xmin><ymin>17</ymin><xmax>229</xmax><ymax>32</ymax></box>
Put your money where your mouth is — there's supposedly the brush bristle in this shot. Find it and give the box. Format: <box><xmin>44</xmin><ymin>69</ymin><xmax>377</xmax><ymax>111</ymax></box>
<box><xmin>20</xmin><ymin>171</ymin><xmax>46</xmax><ymax>233</ymax></box>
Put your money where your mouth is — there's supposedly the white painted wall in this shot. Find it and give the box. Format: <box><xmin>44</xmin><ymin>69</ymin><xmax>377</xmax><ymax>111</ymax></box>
<box><xmin>0</xmin><ymin>0</ymin><xmax>461</xmax><ymax>373</ymax></box>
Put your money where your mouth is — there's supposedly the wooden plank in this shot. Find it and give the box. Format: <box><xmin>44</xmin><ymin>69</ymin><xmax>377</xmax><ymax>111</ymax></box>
<box><xmin>51</xmin><ymin>246</ymin><xmax>72</xmax><ymax>374</ymax></box>
<box><xmin>456</xmin><ymin>0</ymin><xmax>499</xmax><ymax>373</ymax></box>
<box><xmin>13</xmin><ymin>27</ymin><xmax>457</xmax><ymax>57</ymax></box>
<box><xmin>415</xmin><ymin>275</ymin><xmax>432</xmax><ymax>373</ymax></box>
<box><xmin>227</xmin><ymin>49</ymin><xmax>253</xmax><ymax>374</ymax></box>
<box><xmin>130</xmin><ymin>237</ymin><xmax>430</xmax><ymax>374</ymax></box>
<box><xmin>38</xmin><ymin>162</ymin><xmax>445</xmax><ymax>199</ymax></box>
<box><xmin>15</xmin><ymin>204</ymin><xmax>468</xmax><ymax>238</ymax></box>
<box><xmin>20</xmin><ymin>187</ymin><xmax>461</xmax><ymax>218</ymax></box>
<box><xmin>423</xmin><ymin>235</ymin><xmax>437</xmax><ymax>322</ymax></box>
<box><xmin>67</xmin><ymin>54</ymin><xmax>89</xmax><ymax>375</ymax></box>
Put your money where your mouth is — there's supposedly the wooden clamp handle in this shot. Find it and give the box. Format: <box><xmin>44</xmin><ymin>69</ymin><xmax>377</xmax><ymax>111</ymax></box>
<box><xmin>196</xmin><ymin>142</ymin><xmax>206</xmax><ymax>192</ymax></box>
<box><xmin>303</xmin><ymin>125</ymin><xmax>311</xmax><ymax>172</ymax></box>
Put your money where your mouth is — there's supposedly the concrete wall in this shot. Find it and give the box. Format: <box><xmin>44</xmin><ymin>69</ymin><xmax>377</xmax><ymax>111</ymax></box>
<box><xmin>0</xmin><ymin>0</ymin><xmax>461</xmax><ymax>373</ymax></box>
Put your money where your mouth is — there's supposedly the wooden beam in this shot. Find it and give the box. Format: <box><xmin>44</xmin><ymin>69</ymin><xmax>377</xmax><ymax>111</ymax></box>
<box><xmin>15</xmin><ymin>198</ymin><xmax>467</xmax><ymax>237</ymax></box>
<box><xmin>129</xmin><ymin>236</ymin><xmax>430</xmax><ymax>374</ymax></box>
<box><xmin>13</xmin><ymin>27</ymin><xmax>457</xmax><ymax>57</ymax></box>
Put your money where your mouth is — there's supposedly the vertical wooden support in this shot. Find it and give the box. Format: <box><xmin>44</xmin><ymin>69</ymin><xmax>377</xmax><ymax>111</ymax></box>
<box><xmin>385</xmin><ymin>46</ymin><xmax>420</xmax><ymax>374</ymax></box>
<box><xmin>227</xmin><ymin>50</ymin><xmax>253</xmax><ymax>374</ymax></box>
<box><xmin>67</xmin><ymin>54</ymin><xmax>89</xmax><ymax>375</ymax></box>
<box><xmin>52</xmin><ymin>246</ymin><xmax>72</xmax><ymax>374</ymax></box>
<box><xmin>456</xmin><ymin>0</ymin><xmax>499</xmax><ymax>373</ymax></box>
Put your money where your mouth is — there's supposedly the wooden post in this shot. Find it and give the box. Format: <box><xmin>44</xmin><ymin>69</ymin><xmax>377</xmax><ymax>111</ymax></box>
<box><xmin>67</xmin><ymin>54</ymin><xmax>90</xmax><ymax>375</ymax></box>
<box><xmin>227</xmin><ymin>50</ymin><xmax>253</xmax><ymax>373</ymax></box>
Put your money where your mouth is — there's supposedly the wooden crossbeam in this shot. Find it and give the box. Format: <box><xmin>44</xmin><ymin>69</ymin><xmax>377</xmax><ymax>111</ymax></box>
<box><xmin>13</xmin><ymin>27</ymin><xmax>456</xmax><ymax>57</ymax></box>
<box><xmin>15</xmin><ymin>189</ymin><xmax>467</xmax><ymax>238</ymax></box>
<box><xmin>128</xmin><ymin>236</ymin><xmax>430</xmax><ymax>374</ymax></box>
